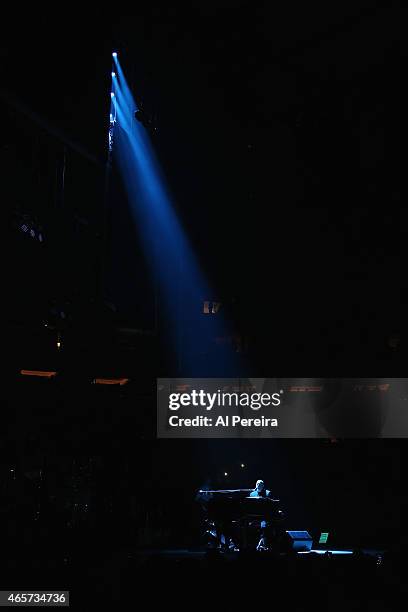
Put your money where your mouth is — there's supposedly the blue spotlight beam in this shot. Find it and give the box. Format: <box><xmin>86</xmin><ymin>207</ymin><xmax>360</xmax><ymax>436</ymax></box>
<box><xmin>110</xmin><ymin>56</ymin><xmax>241</xmax><ymax>375</ymax></box>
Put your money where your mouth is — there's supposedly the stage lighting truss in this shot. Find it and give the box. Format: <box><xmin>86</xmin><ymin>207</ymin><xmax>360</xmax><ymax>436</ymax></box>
<box><xmin>108</xmin><ymin>111</ymin><xmax>116</xmax><ymax>153</ymax></box>
<box><xmin>13</xmin><ymin>211</ymin><xmax>44</xmax><ymax>243</ymax></box>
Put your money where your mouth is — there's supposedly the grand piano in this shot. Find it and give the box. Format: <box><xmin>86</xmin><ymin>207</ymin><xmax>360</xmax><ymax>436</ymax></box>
<box><xmin>197</xmin><ymin>489</ymin><xmax>285</xmax><ymax>549</ymax></box>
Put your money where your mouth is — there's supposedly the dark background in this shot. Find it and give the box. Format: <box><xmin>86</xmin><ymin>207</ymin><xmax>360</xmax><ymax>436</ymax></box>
<box><xmin>2</xmin><ymin>3</ymin><xmax>408</xmax><ymax>595</ymax></box>
<box><xmin>4</xmin><ymin>3</ymin><xmax>408</xmax><ymax>373</ymax></box>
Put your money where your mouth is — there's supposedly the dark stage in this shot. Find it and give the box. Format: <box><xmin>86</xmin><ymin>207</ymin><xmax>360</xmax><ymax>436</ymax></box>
<box><xmin>0</xmin><ymin>540</ymin><xmax>400</xmax><ymax>608</ymax></box>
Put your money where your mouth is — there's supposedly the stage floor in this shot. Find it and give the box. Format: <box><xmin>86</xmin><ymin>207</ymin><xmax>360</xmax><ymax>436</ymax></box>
<box><xmin>129</xmin><ymin>546</ymin><xmax>385</xmax><ymax>561</ymax></box>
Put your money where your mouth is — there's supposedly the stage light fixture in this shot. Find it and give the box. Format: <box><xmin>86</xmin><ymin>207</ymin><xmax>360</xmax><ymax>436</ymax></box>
<box><xmin>93</xmin><ymin>378</ymin><xmax>129</xmax><ymax>386</ymax></box>
<box><xmin>15</xmin><ymin>212</ymin><xmax>45</xmax><ymax>243</ymax></box>
<box><xmin>21</xmin><ymin>370</ymin><xmax>57</xmax><ymax>378</ymax></box>
<box><xmin>111</xmin><ymin>72</ymin><xmax>116</xmax><ymax>77</ymax></box>
<box><xmin>112</xmin><ymin>52</ymin><xmax>117</xmax><ymax>58</ymax></box>
<box><xmin>111</xmin><ymin>92</ymin><xmax>115</xmax><ymax>98</ymax></box>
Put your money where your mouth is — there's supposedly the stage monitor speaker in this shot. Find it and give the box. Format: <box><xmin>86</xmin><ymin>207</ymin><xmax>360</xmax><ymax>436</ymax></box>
<box><xmin>285</xmin><ymin>530</ymin><xmax>313</xmax><ymax>552</ymax></box>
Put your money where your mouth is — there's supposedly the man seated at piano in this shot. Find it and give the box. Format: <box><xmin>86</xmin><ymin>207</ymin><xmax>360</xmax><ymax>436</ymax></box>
<box><xmin>249</xmin><ymin>479</ymin><xmax>272</xmax><ymax>500</ymax></box>
<box><xmin>196</xmin><ymin>480</ymin><xmax>284</xmax><ymax>552</ymax></box>
<box><xmin>249</xmin><ymin>479</ymin><xmax>275</xmax><ymax>551</ymax></box>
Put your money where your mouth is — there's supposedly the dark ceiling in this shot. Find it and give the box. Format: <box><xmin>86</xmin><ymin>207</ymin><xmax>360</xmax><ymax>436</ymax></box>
<box><xmin>3</xmin><ymin>3</ymin><xmax>407</xmax><ymax>370</ymax></box>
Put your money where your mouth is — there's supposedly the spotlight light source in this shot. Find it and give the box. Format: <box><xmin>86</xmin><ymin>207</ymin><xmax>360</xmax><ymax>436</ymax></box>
<box><xmin>224</xmin><ymin>472</ymin><xmax>228</xmax><ymax>477</ymax></box>
<box><xmin>241</xmin><ymin>464</ymin><xmax>245</xmax><ymax>468</ymax></box>
<box><xmin>111</xmin><ymin>72</ymin><xmax>116</xmax><ymax>78</ymax></box>
<box><xmin>110</xmin><ymin>92</ymin><xmax>115</xmax><ymax>98</ymax></box>
<box><xmin>112</xmin><ymin>52</ymin><xmax>117</xmax><ymax>58</ymax></box>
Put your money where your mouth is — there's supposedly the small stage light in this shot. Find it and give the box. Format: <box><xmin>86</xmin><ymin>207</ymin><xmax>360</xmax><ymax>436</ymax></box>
<box><xmin>21</xmin><ymin>370</ymin><xmax>57</xmax><ymax>378</ymax></box>
<box><xmin>57</xmin><ymin>341</ymin><xmax>61</xmax><ymax>349</ymax></box>
<box><xmin>224</xmin><ymin>472</ymin><xmax>228</xmax><ymax>477</ymax></box>
<box><xmin>112</xmin><ymin>52</ymin><xmax>117</xmax><ymax>58</ymax></box>
<box><xmin>241</xmin><ymin>464</ymin><xmax>245</xmax><ymax>468</ymax></box>
<box><xmin>111</xmin><ymin>72</ymin><xmax>116</xmax><ymax>78</ymax></box>
<box><xmin>15</xmin><ymin>213</ymin><xmax>45</xmax><ymax>243</ymax></box>
<box><xmin>93</xmin><ymin>378</ymin><xmax>129</xmax><ymax>386</ymax></box>
<box><xmin>111</xmin><ymin>92</ymin><xmax>115</xmax><ymax>98</ymax></box>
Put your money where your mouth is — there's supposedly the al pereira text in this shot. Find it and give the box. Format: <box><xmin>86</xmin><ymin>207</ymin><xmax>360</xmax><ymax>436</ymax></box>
<box><xmin>168</xmin><ymin>415</ymin><xmax>278</xmax><ymax>427</ymax></box>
